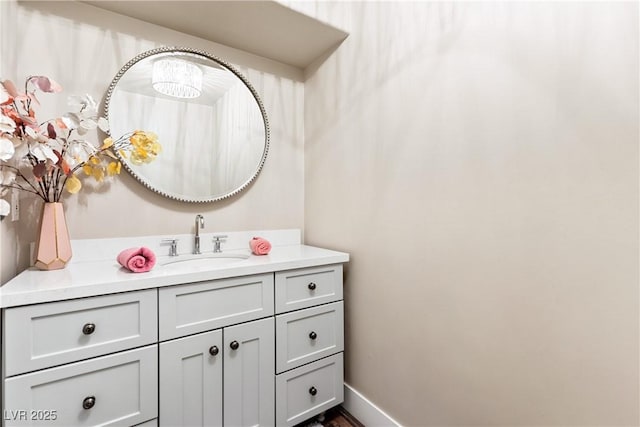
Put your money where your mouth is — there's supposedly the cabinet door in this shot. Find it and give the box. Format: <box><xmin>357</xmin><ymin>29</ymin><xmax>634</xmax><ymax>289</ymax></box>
<box><xmin>159</xmin><ymin>330</ymin><xmax>223</xmax><ymax>427</ymax></box>
<box><xmin>224</xmin><ymin>318</ymin><xmax>275</xmax><ymax>427</ymax></box>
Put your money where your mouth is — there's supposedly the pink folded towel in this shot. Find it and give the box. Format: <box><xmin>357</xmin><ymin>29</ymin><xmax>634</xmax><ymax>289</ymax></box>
<box><xmin>117</xmin><ymin>247</ymin><xmax>156</xmax><ymax>273</ymax></box>
<box><xmin>249</xmin><ymin>237</ymin><xmax>271</xmax><ymax>255</ymax></box>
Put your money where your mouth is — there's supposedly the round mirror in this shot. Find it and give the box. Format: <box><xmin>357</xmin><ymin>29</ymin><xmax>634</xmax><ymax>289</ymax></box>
<box><xmin>105</xmin><ymin>47</ymin><xmax>269</xmax><ymax>202</ymax></box>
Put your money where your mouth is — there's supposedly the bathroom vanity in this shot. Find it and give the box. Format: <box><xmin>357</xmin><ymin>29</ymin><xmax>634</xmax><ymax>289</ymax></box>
<box><xmin>0</xmin><ymin>230</ymin><xmax>348</xmax><ymax>427</ymax></box>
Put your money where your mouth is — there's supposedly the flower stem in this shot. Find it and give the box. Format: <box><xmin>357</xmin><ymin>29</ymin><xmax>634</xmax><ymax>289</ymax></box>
<box><xmin>0</xmin><ymin>183</ymin><xmax>46</xmax><ymax>200</ymax></box>
<box><xmin>1</xmin><ymin>165</ymin><xmax>44</xmax><ymax>196</ymax></box>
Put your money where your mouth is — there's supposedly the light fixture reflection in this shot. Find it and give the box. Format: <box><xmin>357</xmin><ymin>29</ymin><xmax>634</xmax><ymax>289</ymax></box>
<box><xmin>152</xmin><ymin>59</ymin><xmax>203</xmax><ymax>99</ymax></box>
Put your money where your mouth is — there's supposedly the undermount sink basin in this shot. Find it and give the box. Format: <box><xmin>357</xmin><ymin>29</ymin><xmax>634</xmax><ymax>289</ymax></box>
<box><xmin>160</xmin><ymin>253</ymin><xmax>250</xmax><ymax>269</ymax></box>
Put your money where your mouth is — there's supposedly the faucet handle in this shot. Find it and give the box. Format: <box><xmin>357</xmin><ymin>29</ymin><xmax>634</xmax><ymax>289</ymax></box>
<box><xmin>212</xmin><ymin>235</ymin><xmax>228</xmax><ymax>253</ymax></box>
<box><xmin>161</xmin><ymin>238</ymin><xmax>179</xmax><ymax>256</ymax></box>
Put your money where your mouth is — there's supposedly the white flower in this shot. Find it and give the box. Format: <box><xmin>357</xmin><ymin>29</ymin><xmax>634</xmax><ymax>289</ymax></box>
<box><xmin>31</xmin><ymin>144</ymin><xmax>58</xmax><ymax>163</ymax></box>
<box><xmin>0</xmin><ymin>114</ymin><xmax>15</xmax><ymax>134</ymax></box>
<box><xmin>97</xmin><ymin>117</ymin><xmax>109</xmax><ymax>132</ymax></box>
<box><xmin>0</xmin><ymin>168</ymin><xmax>15</xmax><ymax>186</ymax></box>
<box><xmin>68</xmin><ymin>94</ymin><xmax>97</xmax><ymax>114</ymax></box>
<box><xmin>78</xmin><ymin>118</ymin><xmax>97</xmax><ymax>134</ymax></box>
<box><xmin>0</xmin><ymin>137</ymin><xmax>14</xmax><ymax>160</ymax></box>
<box><xmin>0</xmin><ymin>198</ymin><xmax>9</xmax><ymax>216</ymax></box>
<box><xmin>0</xmin><ymin>85</ymin><xmax>9</xmax><ymax>105</ymax></box>
<box><xmin>24</xmin><ymin>126</ymin><xmax>38</xmax><ymax>139</ymax></box>
<box><xmin>12</xmin><ymin>139</ymin><xmax>28</xmax><ymax>159</ymax></box>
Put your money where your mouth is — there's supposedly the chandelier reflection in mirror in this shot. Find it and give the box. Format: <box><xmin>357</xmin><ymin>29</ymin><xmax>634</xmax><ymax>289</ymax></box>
<box><xmin>152</xmin><ymin>58</ymin><xmax>203</xmax><ymax>99</ymax></box>
<box><xmin>105</xmin><ymin>47</ymin><xmax>269</xmax><ymax>203</ymax></box>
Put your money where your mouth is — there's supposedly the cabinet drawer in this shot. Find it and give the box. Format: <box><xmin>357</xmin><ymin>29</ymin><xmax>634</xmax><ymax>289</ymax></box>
<box><xmin>276</xmin><ymin>302</ymin><xmax>344</xmax><ymax>373</ymax></box>
<box><xmin>159</xmin><ymin>273</ymin><xmax>274</xmax><ymax>340</ymax></box>
<box><xmin>4</xmin><ymin>290</ymin><xmax>158</xmax><ymax>376</ymax></box>
<box><xmin>4</xmin><ymin>345</ymin><xmax>158</xmax><ymax>426</ymax></box>
<box><xmin>275</xmin><ymin>353</ymin><xmax>344</xmax><ymax>427</ymax></box>
<box><xmin>275</xmin><ymin>264</ymin><xmax>343</xmax><ymax>313</ymax></box>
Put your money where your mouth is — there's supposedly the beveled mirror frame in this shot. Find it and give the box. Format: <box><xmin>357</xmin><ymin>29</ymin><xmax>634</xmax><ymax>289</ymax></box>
<box><xmin>104</xmin><ymin>46</ymin><xmax>270</xmax><ymax>203</ymax></box>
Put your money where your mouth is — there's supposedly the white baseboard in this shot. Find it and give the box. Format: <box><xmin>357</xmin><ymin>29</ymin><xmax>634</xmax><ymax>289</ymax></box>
<box><xmin>342</xmin><ymin>383</ymin><xmax>402</xmax><ymax>427</ymax></box>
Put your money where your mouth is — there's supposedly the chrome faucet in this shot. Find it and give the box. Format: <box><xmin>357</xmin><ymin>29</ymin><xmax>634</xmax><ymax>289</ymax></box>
<box><xmin>194</xmin><ymin>214</ymin><xmax>205</xmax><ymax>254</ymax></box>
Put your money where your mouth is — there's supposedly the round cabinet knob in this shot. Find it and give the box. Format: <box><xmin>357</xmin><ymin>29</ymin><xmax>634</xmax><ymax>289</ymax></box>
<box><xmin>230</xmin><ymin>341</ymin><xmax>240</xmax><ymax>350</ymax></box>
<box><xmin>308</xmin><ymin>282</ymin><xmax>317</xmax><ymax>291</ymax></box>
<box><xmin>82</xmin><ymin>396</ymin><xmax>96</xmax><ymax>410</ymax></box>
<box><xmin>82</xmin><ymin>323</ymin><xmax>96</xmax><ymax>335</ymax></box>
<box><xmin>209</xmin><ymin>346</ymin><xmax>219</xmax><ymax>356</ymax></box>
<box><xmin>309</xmin><ymin>386</ymin><xmax>318</xmax><ymax>396</ymax></box>
<box><xmin>309</xmin><ymin>331</ymin><xmax>317</xmax><ymax>340</ymax></box>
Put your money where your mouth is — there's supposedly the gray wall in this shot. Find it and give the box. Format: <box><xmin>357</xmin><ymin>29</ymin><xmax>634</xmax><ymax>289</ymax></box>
<box><xmin>303</xmin><ymin>2</ymin><xmax>639</xmax><ymax>425</ymax></box>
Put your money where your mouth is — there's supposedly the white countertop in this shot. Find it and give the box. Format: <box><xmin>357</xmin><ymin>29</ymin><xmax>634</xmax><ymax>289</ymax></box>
<box><xmin>0</xmin><ymin>231</ymin><xmax>349</xmax><ymax>308</ymax></box>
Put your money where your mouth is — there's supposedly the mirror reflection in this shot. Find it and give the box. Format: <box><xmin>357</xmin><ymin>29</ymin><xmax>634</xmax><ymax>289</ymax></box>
<box><xmin>105</xmin><ymin>47</ymin><xmax>269</xmax><ymax>202</ymax></box>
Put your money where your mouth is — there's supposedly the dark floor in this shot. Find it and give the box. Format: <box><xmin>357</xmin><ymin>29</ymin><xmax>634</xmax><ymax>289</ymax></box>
<box><xmin>323</xmin><ymin>407</ymin><xmax>363</xmax><ymax>427</ymax></box>
<box><xmin>296</xmin><ymin>406</ymin><xmax>364</xmax><ymax>427</ymax></box>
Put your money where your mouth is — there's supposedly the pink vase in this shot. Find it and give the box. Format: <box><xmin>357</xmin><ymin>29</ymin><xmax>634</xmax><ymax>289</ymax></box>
<box><xmin>34</xmin><ymin>202</ymin><xmax>72</xmax><ymax>270</ymax></box>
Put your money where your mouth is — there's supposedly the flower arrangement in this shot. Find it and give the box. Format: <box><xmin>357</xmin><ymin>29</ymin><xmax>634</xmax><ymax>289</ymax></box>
<box><xmin>0</xmin><ymin>75</ymin><xmax>161</xmax><ymax>216</ymax></box>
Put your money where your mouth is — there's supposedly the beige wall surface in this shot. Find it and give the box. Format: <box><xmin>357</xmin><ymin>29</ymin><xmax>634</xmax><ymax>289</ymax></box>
<box><xmin>304</xmin><ymin>2</ymin><xmax>639</xmax><ymax>426</ymax></box>
<box><xmin>0</xmin><ymin>1</ymin><xmax>304</xmax><ymax>283</ymax></box>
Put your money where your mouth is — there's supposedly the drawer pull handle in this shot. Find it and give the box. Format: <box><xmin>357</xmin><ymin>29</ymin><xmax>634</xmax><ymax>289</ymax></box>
<box><xmin>308</xmin><ymin>282</ymin><xmax>317</xmax><ymax>291</ymax></box>
<box><xmin>82</xmin><ymin>323</ymin><xmax>96</xmax><ymax>335</ymax></box>
<box><xmin>209</xmin><ymin>346</ymin><xmax>219</xmax><ymax>356</ymax></box>
<box><xmin>309</xmin><ymin>331</ymin><xmax>317</xmax><ymax>340</ymax></box>
<box><xmin>309</xmin><ymin>386</ymin><xmax>318</xmax><ymax>396</ymax></box>
<box><xmin>230</xmin><ymin>340</ymin><xmax>240</xmax><ymax>350</ymax></box>
<box><xmin>82</xmin><ymin>396</ymin><xmax>96</xmax><ymax>410</ymax></box>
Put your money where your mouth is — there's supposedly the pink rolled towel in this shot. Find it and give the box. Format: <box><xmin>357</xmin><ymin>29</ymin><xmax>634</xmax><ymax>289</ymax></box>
<box><xmin>249</xmin><ymin>237</ymin><xmax>271</xmax><ymax>255</ymax></box>
<box><xmin>117</xmin><ymin>247</ymin><xmax>156</xmax><ymax>273</ymax></box>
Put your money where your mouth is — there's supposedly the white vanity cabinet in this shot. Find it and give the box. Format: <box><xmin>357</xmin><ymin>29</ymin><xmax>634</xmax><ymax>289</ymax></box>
<box><xmin>157</xmin><ymin>274</ymin><xmax>274</xmax><ymax>341</ymax></box>
<box><xmin>274</xmin><ymin>265</ymin><xmax>345</xmax><ymax>427</ymax></box>
<box><xmin>1</xmin><ymin>241</ymin><xmax>348</xmax><ymax>427</ymax></box>
<box><xmin>159</xmin><ymin>330</ymin><xmax>223</xmax><ymax>426</ymax></box>
<box><xmin>4</xmin><ymin>290</ymin><xmax>158</xmax><ymax>377</ymax></box>
<box><xmin>160</xmin><ymin>319</ymin><xmax>277</xmax><ymax>427</ymax></box>
<box><xmin>223</xmin><ymin>318</ymin><xmax>275</xmax><ymax>427</ymax></box>
<box><xmin>2</xmin><ymin>290</ymin><xmax>159</xmax><ymax>427</ymax></box>
<box><xmin>157</xmin><ymin>274</ymin><xmax>275</xmax><ymax>426</ymax></box>
<box><xmin>5</xmin><ymin>346</ymin><xmax>158</xmax><ymax>427</ymax></box>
